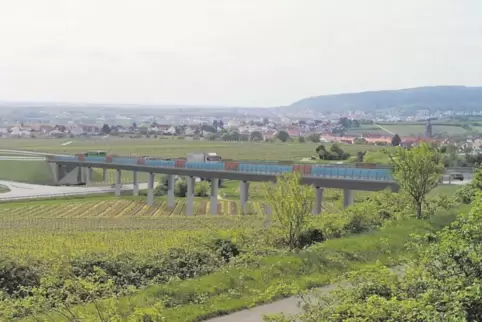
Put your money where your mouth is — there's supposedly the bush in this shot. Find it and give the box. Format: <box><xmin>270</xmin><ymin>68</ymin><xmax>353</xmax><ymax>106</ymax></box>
<box><xmin>209</xmin><ymin>239</ymin><xmax>240</xmax><ymax>263</ymax></box>
<box><xmin>194</xmin><ymin>181</ymin><xmax>210</xmax><ymax>197</ymax></box>
<box><xmin>0</xmin><ymin>258</ymin><xmax>41</xmax><ymax>297</ymax></box>
<box><xmin>297</xmin><ymin>228</ymin><xmax>325</xmax><ymax>248</ymax></box>
<box><xmin>175</xmin><ymin>179</ymin><xmax>188</xmax><ymax>197</ymax></box>
<box><xmin>456</xmin><ymin>185</ymin><xmax>476</xmax><ymax>204</ymax></box>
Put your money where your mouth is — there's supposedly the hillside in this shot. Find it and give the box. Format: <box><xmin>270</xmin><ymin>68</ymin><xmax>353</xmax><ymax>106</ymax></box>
<box><xmin>290</xmin><ymin>86</ymin><xmax>482</xmax><ymax>113</ymax></box>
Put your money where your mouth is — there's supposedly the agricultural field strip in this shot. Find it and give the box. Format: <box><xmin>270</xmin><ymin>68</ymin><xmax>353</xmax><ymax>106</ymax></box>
<box><xmin>0</xmin><ymin>199</ymin><xmax>273</xmax><ymax>218</ymax></box>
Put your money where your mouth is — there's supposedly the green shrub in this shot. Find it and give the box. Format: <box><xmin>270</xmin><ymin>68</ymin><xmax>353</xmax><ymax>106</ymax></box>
<box><xmin>209</xmin><ymin>239</ymin><xmax>240</xmax><ymax>263</ymax></box>
<box><xmin>175</xmin><ymin>179</ymin><xmax>187</xmax><ymax>197</ymax></box>
<box><xmin>0</xmin><ymin>258</ymin><xmax>41</xmax><ymax>297</ymax></box>
<box><xmin>456</xmin><ymin>185</ymin><xmax>476</xmax><ymax>204</ymax></box>
<box><xmin>194</xmin><ymin>181</ymin><xmax>210</xmax><ymax>197</ymax></box>
<box><xmin>297</xmin><ymin>228</ymin><xmax>325</xmax><ymax>248</ymax></box>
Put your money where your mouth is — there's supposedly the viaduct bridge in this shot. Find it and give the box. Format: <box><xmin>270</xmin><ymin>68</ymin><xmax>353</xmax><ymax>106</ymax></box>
<box><xmin>48</xmin><ymin>155</ymin><xmax>399</xmax><ymax>216</ymax></box>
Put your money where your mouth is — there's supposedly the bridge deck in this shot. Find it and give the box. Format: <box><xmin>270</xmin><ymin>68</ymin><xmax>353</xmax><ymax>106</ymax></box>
<box><xmin>51</xmin><ymin>159</ymin><xmax>399</xmax><ymax>192</ymax></box>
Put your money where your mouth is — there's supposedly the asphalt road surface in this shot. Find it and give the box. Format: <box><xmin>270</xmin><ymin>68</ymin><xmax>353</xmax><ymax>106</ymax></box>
<box><xmin>0</xmin><ymin>181</ymin><xmax>149</xmax><ymax>201</ymax></box>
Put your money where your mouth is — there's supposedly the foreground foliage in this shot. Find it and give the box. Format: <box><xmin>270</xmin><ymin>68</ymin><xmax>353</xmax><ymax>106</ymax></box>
<box><xmin>0</xmin><ymin>169</ymin><xmax>460</xmax><ymax>320</ymax></box>
<box><xmin>266</xmin><ymin>196</ymin><xmax>482</xmax><ymax>322</ymax></box>
<box><xmin>21</xmin><ymin>205</ymin><xmax>463</xmax><ymax>321</ymax></box>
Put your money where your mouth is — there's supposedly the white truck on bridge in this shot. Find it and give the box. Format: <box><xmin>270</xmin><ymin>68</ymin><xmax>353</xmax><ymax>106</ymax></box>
<box><xmin>186</xmin><ymin>152</ymin><xmax>222</xmax><ymax>163</ymax></box>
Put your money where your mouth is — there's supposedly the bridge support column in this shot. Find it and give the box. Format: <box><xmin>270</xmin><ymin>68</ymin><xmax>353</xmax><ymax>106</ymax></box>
<box><xmin>313</xmin><ymin>186</ymin><xmax>324</xmax><ymax>215</ymax></box>
<box><xmin>103</xmin><ymin>168</ymin><xmax>108</xmax><ymax>184</ymax></box>
<box><xmin>240</xmin><ymin>180</ymin><xmax>249</xmax><ymax>215</ymax></box>
<box><xmin>86</xmin><ymin>167</ymin><xmax>92</xmax><ymax>185</ymax></box>
<box><xmin>210</xmin><ymin>178</ymin><xmax>219</xmax><ymax>215</ymax></box>
<box><xmin>115</xmin><ymin>169</ymin><xmax>121</xmax><ymax>197</ymax></box>
<box><xmin>186</xmin><ymin>176</ymin><xmax>195</xmax><ymax>216</ymax></box>
<box><xmin>167</xmin><ymin>175</ymin><xmax>175</xmax><ymax>208</ymax></box>
<box><xmin>147</xmin><ymin>172</ymin><xmax>155</xmax><ymax>206</ymax></box>
<box><xmin>133</xmin><ymin>171</ymin><xmax>139</xmax><ymax>196</ymax></box>
<box><xmin>343</xmin><ymin>189</ymin><xmax>354</xmax><ymax>208</ymax></box>
<box><xmin>52</xmin><ymin>164</ymin><xmax>60</xmax><ymax>183</ymax></box>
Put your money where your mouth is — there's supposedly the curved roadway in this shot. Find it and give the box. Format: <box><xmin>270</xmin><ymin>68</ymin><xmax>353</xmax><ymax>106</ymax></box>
<box><xmin>0</xmin><ymin>181</ymin><xmax>148</xmax><ymax>201</ymax></box>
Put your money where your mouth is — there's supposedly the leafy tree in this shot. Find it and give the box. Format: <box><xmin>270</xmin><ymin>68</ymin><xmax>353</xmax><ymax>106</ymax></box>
<box><xmin>239</xmin><ymin>134</ymin><xmax>250</xmax><ymax>141</ymax></box>
<box><xmin>201</xmin><ymin>124</ymin><xmax>217</xmax><ymax>133</ymax></box>
<box><xmin>357</xmin><ymin>151</ymin><xmax>366</xmax><ymax>162</ymax></box>
<box><xmin>391</xmin><ymin>133</ymin><xmax>401</xmax><ymax>146</ymax></box>
<box><xmin>276</xmin><ymin>130</ymin><xmax>290</xmax><ymax>142</ymax></box>
<box><xmin>250</xmin><ymin>131</ymin><xmax>263</xmax><ymax>141</ymax></box>
<box><xmin>174</xmin><ymin>178</ymin><xmax>188</xmax><ymax>197</ymax></box>
<box><xmin>297</xmin><ymin>136</ymin><xmax>306</xmax><ymax>143</ymax></box>
<box><xmin>263</xmin><ymin>172</ymin><xmax>314</xmax><ymax>251</ymax></box>
<box><xmin>306</xmin><ymin>133</ymin><xmax>320</xmax><ymax>143</ymax></box>
<box><xmin>101</xmin><ymin>124</ymin><xmax>111</xmax><ymax>134</ymax></box>
<box><xmin>384</xmin><ymin>143</ymin><xmax>444</xmax><ymax>219</ymax></box>
<box><xmin>221</xmin><ymin>131</ymin><xmax>240</xmax><ymax>141</ymax></box>
<box><xmin>132</xmin><ymin>122</ymin><xmax>137</xmax><ymax>129</ymax></box>
<box><xmin>194</xmin><ymin>181</ymin><xmax>210</xmax><ymax>197</ymax></box>
<box><xmin>353</xmin><ymin>137</ymin><xmax>367</xmax><ymax>145</ymax></box>
<box><xmin>204</xmin><ymin>133</ymin><xmax>217</xmax><ymax>141</ymax></box>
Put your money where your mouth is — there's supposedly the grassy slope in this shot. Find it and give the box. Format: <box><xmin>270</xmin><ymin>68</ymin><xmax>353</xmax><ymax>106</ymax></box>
<box><xmin>0</xmin><ymin>160</ymin><xmax>54</xmax><ymax>184</ymax></box>
<box><xmin>33</xmin><ymin>205</ymin><xmax>467</xmax><ymax>322</ymax></box>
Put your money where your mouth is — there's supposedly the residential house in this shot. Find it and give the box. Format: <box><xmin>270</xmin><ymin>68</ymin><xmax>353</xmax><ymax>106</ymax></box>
<box><xmin>185</xmin><ymin>126</ymin><xmax>200</xmax><ymax>136</ymax></box>
<box><xmin>262</xmin><ymin>130</ymin><xmax>277</xmax><ymax>141</ymax></box>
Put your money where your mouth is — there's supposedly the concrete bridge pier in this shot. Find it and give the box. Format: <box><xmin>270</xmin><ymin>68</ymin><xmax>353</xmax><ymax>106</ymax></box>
<box><xmin>52</xmin><ymin>164</ymin><xmax>60</xmax><ymax>183</ymax></box>
<box><xmin>167</xmin><ymin>175</ymin><xmax>175</xmax><ymax>208</ymax></box>
<box><xmin>115</xmin><ymin>169</ymin><xmax>122</xmax><ymax>197</ymax></box>
<box><xmin>103</xmin><ymin>168</ymin><xmax>108</xmax><ymax>184</ymax></box>
<box><xmin>240</xmin><ymin>180</ymin><xmax>249</xmax><ymax>215</ymax></box>
<box><xmin>85</xmin><ymin>167</ymin><xmax>92</xmax><ymax>185</ymax></box>
<box><xmin>210</xmin><ymin>178</ymin><xmax>219</xmax><ymax>215</ymax></box>
<box><xmin>186</xmin><ymin>176</ymin><xmax>195</xmax><ymax>216</ymax></box>
<box><xmin>343</xmin><ymin>189</ymin><xmax>354</xmax><ymax>208</ymax></box>
<box><xmin>147</xmin><ymin>172</ymin><xmax>155</xmax><ymax>206</ymax></box>
<box><xmin>133</xmin><ymin>171</ymin><xmax>139</xmax><ymax>196</ymax></box>
<box><xmin>313</xmin><ymin>186</ymin><xmax>324</xmax><ymax>215</ymax></box>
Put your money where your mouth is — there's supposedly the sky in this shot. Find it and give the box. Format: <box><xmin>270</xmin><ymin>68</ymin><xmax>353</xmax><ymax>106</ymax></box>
<box><xmin>0</xmin><ymin>0</ymin><xmax>481</xmax><ymax>107</ymax></box>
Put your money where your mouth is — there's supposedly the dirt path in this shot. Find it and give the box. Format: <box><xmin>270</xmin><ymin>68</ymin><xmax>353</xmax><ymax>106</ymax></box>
<box><xmin>205</xmin><ymin>283</ymin><xmax>340</xmax><ymax>322</ymax></box>
<box><xmin>205</xmin><ymin>266</ymin><xmax>403</xmax><ymax>322</ymax></box>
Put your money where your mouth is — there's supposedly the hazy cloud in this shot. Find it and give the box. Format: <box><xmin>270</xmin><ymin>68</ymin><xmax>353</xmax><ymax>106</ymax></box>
<box><xmin>0</xmin><ymin>0</ymin><xmax>481</xmax><ymax>106</ymax></box>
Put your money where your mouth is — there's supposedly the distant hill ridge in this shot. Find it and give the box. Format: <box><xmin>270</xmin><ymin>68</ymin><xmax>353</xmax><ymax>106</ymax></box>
<box><xmin>290</xmin><ymin>86</ymin><xmax>482</xmax><ymax>112</ymax></box>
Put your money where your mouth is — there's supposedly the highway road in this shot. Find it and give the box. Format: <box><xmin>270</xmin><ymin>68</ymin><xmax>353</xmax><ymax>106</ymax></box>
<box><xmin>0</xmin><ymin>181</ymin><xmax>149</xmax><ymax>201</ymax></box>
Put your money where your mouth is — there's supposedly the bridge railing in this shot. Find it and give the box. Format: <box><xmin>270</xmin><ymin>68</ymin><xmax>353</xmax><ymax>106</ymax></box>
<box><xmin>52</xmin><ymin>155</ymin><xmax>394</xmax><ymax>181</ymax></box>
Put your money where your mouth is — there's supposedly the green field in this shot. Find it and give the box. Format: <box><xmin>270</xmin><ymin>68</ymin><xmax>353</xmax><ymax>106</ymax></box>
<box><xmin>0</xmin><ymin>138</ymin><xmax>388</xmax><ymax>161</ymax></box>
<box><xmin>381</xmin><ymin>124</ymin><xmax>468</xmax><ymax>136</ymax></box>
